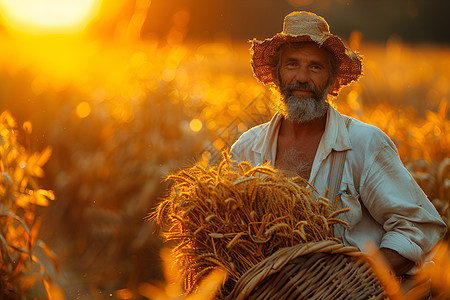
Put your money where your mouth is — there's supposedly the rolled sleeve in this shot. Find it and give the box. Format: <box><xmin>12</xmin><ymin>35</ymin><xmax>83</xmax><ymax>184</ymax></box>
<box><xmin>380</xmin><ymin>225</ymin><xmax>426</xmax><ymax>264</ymax></box>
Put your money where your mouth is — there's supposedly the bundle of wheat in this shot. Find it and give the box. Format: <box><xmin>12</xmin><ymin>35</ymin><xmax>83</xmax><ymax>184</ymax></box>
<box><xmin>151</xmin><ymin>151</ymin><xmax>350</xmax><ymax>297</ymax></box>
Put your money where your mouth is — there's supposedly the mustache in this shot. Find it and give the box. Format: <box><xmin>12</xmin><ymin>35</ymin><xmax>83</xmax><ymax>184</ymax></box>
<box><xmin>286</xmin><ymin>82</ymin><xmax>315</xmax><ymax>91</ymax></box>
<box><xmin>281</xmin><ymin>82</ymin><xmax>321</xmax><ymax>98</ymax></box>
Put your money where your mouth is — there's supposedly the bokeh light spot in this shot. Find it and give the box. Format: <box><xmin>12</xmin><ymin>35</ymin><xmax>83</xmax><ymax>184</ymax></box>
<box><xmin>207</xmin><ymin>120</ymin><xmax>217</xmax><ymax>131</ymax></box>
<box><xmin>189</xmin><ymin>118</ymin><xmax>203</xmax><ymax>132</ymax></box>
<box><xmin>213</xmin><ymin>139</ymin><xmax>225</xmax><ymax>150</ymax></box>
<box><xmin>76</xmin><ymin>101</ymin><xmax>91</xmax><ymax>118</ymax></box>
<box><xmin>162</xmin><ymin>69</ymin><xmax>176</xmax><ymax>82</ymax></box>
<box><xmin>23</xmin><ymin>121</ymin><xmax>33</xmax><ymax>134</ymax></box>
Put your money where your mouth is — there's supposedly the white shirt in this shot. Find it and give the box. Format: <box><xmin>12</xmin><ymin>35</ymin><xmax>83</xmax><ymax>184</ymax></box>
<box><xmin>230</xmin><ymin>106</ymin><xmax>447</xmax><ymax>265</ymax></box>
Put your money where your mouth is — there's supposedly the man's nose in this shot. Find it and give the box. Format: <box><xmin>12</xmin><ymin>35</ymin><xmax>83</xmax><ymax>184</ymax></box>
<box><xmin>293</xmin><ymin>67</ymin><xmax>309</xmax><ymax>83</ymax></box>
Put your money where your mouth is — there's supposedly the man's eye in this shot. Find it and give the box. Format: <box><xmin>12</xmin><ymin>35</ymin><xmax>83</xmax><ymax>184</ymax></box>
<box><xmin>311</xmin><ymin>65</ymin><xmax>322</xmax><ymax>70</ymax></box>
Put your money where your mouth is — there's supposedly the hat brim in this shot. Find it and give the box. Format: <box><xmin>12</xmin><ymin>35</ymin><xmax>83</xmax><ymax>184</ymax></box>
<box><xmin>250</xmin><ymin>34</ymin><xmax>363</xmax><ymax>95</ymax></box>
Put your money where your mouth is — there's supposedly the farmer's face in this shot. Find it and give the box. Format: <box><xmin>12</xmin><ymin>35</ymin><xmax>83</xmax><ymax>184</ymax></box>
<box><xmin>279</xmin><ymin>43</ymin><xmax>331</xmax><ymax>98</ymax></box>
<box><xmin>277</xmin><ymin>43</ymin><xmax>332</xmax><ymax>123</ymax></box>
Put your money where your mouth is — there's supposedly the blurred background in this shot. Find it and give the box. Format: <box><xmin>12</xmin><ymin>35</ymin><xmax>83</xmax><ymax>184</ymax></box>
<box><xmin>0</xmin><ymin>0</ymin><xmax>449</xmax><ymax>299</ymax></box>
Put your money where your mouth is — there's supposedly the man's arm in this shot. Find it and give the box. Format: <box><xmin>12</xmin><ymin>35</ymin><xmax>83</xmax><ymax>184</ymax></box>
<box><xmin>380</xmin><ymin>247</ymin><xmax>415</xmax><ymax>276</ymax></box>
<box><xmin>359</xmin><ymin>131</ymin><xmax>447</xmax><ymax>266</ymax></box>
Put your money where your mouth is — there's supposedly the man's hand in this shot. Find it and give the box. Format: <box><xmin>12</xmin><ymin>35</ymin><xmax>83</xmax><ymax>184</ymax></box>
<box><xmin>380</xmin><ymin>247</ymin><xmax>415</xmax><ymax>276</ymax></box>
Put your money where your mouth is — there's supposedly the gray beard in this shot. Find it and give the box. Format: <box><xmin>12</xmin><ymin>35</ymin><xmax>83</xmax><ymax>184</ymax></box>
<box><xmin>281</xmin><ymin>94</ymin><xmax>329</xmax><ymax>123</ymax></box>
<box><xmin>277</xmin><ymin>79</ymin><xmax>331</xmax><ymax>123</ymax></box>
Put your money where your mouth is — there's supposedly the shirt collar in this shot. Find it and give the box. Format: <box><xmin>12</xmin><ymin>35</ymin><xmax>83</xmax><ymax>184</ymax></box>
<box><xmin>250</xmin><ymin>105</ymin><xmax>352</xmax><ymax>165</ymax></box>
<box><xmin>322</xmin><ymin>105</ymin><xmax>352</xmax><ymax>153</ymax></box>
<box><xmin>251</xmin><ymin>113</ymin><xmax>283</xmax><ymax>164</ymax></box>
<box><xmin>310</xmin><ymin>106</ymin><xmax>353</xmax><ymax>182</ymax></box>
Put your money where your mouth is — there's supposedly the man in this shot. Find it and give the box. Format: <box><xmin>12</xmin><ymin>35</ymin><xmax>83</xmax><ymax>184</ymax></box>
<box><xmin>230</xmin><ymin>11</ymin><xmax>446</xmax><ymax>293</ymax></box>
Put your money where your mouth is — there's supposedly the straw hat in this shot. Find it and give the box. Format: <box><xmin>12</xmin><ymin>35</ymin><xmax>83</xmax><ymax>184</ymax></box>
<box><xmin>250</xmin><ymin>11</ymin><xmax>363</xmax><ymax>96</ymax></box>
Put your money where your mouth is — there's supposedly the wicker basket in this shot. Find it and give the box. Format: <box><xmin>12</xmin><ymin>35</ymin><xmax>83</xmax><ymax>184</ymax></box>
<box><xmin>225</xmin><ymin>240</ymin><xmax>388</xmax><ymax>300</ymax></box>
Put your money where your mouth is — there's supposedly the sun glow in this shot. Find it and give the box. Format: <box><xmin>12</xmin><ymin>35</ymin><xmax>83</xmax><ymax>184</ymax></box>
<box><xmin>0</xmin><ymin>0</ymin><xmax>102</xmax><ymax>35</ymax></box>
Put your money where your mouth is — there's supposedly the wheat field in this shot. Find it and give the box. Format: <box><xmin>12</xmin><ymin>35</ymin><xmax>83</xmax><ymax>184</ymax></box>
<box><xmin>0</xmin><ymin>23</ymin><xmax>449</xmax><ymax>300</ymax></box>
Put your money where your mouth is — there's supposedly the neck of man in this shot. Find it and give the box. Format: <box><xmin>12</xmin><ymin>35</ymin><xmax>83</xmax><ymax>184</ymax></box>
<box><xmin>279</xmin><ymin>113</ymin><xmax>327</xmax><ymax>140</ymax></box>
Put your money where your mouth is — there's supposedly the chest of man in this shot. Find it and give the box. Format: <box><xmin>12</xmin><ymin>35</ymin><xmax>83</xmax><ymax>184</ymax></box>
<box><xmin>274</xmin><ymin>132</ymin><xmax>322</xmax><ymax>179</ymax></box>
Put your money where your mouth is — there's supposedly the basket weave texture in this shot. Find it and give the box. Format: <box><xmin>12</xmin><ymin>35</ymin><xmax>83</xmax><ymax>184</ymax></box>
<box><xmin>225</xmin><ymin>240</ymin><xmax>388</xmax><ymax>300</ymax></box>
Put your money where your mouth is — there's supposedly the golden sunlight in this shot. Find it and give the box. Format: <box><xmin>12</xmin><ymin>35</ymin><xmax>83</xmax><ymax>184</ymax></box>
<box><xmin>0</xmin><ymin>0</ymin><xmax>102</xmax><ymax>35</ymax></box>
